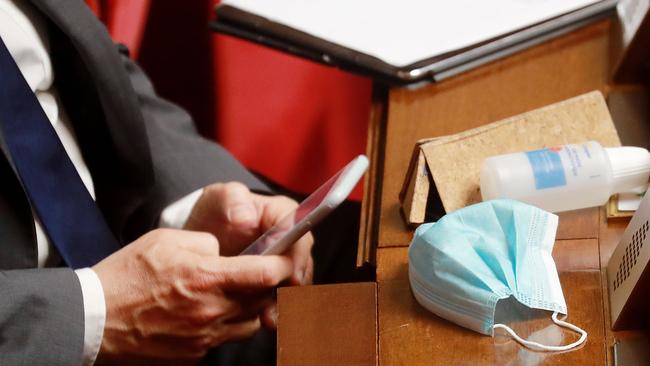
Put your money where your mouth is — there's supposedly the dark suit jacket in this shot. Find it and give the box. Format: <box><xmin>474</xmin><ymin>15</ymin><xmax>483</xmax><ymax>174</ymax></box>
<box><xmin>0</xmin><ymin>0</ymin><xmax>267</xmax><ymax>363</ymax></box>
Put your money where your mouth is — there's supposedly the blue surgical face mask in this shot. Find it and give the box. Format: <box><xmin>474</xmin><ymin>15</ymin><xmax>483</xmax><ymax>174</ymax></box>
<box><xmin>408</xmin><ymin>199</ymin><xmax>587</xmax><ymax>351</ymax></box>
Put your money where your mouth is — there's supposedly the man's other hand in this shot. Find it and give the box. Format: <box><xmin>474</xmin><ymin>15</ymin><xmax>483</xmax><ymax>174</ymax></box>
<box><xmin>93</xmin><ymin>229</ymin><xmax>291</xmax><ymax>365</ymax></box>
<box><xmin>184</xmin><ymin>182</ymin><xmax>314</xmax><ymax>286</ymax></box>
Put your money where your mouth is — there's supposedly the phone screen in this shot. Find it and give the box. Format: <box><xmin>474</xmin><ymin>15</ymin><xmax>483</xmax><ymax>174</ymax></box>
<box><xmin>240</xmin><ymin>157</ymin><xmax>367</xmax><ymax>255</ymax></box>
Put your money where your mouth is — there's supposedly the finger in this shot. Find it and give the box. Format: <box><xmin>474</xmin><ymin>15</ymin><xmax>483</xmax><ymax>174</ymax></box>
<box><xmin>106</xmin><ymin>354</ymin><xmax>200</xmax><ymax>366</ymax></box>
<box><xmin>302</xmin><ymin>255</ymin><xmax>314</xmax><ymax>285</ymax></box>
<box><xmin>255</xmin><ymin>194</ymin><xmax>298</xmax><ymax>230</ymax></box>
<box><xmin>212</xmin><ymin>316</ymin><xmax>262</xmax><ymax>345</ymax></box>
<box><xmin>125</xmin><ymin>334</ymin><xmax>211</xmax><ymax>360</ymax></box>
<box><xmin>204</xmin><ymin>182</ymin><xmax>259</xmax><ymax>229</ymax></box>
<box><xmin>286</xmin><ymin>231</ymin><xmax>314</xmax><ymax>285</ymax></box>
<box><xmin>148</xmin><ymin>228</ymin><xmax>220</xmax><ymax>257</ymax></box>
<box><xmin>177</xmin><ymin>230</ymin><xmax>221</xmax><ymax>257</ymax></box>
<box><xmin>207</xmin><ymin>255</ymin><xmax>293</xmax><ymax>290</ymax></box>
<box><xmin>137</xmin><ymin>317</ymin><xmax>262</xmax><ymax>358</ymax></box>
<box><xmin>221</xmin><ymin>291</ymin><xmax>275</xmax><ymax>323</ymax></box>
<box><xmin>260</xmin><ymin>302</ymin><xmax>279</xmax><ymax>330</ymax></box>
<box><xmin>130</xmin><ymin>292</ymin><xmax>241</xmax><ymax>337</ymax></box>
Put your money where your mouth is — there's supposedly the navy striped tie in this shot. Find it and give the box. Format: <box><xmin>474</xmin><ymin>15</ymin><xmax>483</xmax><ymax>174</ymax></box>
<box><xmin>0</xmin><ymin>35</ymin><xmax>119</xmax><ymax>268</ymax></box>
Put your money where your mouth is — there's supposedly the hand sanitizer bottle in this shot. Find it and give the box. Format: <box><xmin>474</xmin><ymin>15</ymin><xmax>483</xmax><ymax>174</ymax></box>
<box><xmin>480</xmin><ymin>141</ymin><xmax>650</xmax><ymax>212</ymax></box>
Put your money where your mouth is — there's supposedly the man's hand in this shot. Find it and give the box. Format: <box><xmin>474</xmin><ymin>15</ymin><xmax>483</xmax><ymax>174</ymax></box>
<box><xmin>93</xmin><ymin>229</ymin><xmax>292</xmax><ymax>365</ymax></box>
<box><xmin>184</xmin><ymin>182</ymin><xmax>314</xmax><ymax>286</ymax></box>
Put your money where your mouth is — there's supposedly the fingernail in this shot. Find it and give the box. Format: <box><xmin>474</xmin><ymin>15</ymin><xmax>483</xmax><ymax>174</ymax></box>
<box><xmin>228</xmin><ymin>204</ymin><xmax>257</xmax><ymax>226</ymax></box>
<box><xmin>298</xmin><ymin>267</ymin><xmax>306</xmax><ymax>285</ymax></box>
<box><xmin>270</xmin><ymin>306</ymin><xmax>278</xmax><ymax>325</ymax></box>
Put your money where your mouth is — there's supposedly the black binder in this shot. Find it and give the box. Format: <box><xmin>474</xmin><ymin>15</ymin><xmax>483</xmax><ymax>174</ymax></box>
<box><xmin>211</xmin><ymin>1</ymin><xmax>617</xmax><ymax>86</ymax></box>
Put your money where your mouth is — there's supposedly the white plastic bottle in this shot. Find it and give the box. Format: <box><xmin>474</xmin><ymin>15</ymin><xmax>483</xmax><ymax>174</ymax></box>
<box><xmin>480</xmin><ymin>141</ymin><xmax>650</xmax><ymax>212</ymax></box>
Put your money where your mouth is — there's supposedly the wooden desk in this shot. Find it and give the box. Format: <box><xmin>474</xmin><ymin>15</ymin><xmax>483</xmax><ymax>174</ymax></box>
<box><xmin>278</xmin><ymin>19</ymin><xmax>645</xmax><ymax>366</ymax></box>
<box><xmin>361</xmin><ymin>19</ymin><xmax>638</xmax><ymax>365</ymax></box>
<box><xmin>373</xmin><ymin>210</ymin><xmax>629</xmax><ymax>365</ymax></box>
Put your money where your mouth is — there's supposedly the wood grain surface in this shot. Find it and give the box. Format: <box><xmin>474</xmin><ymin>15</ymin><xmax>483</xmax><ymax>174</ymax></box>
<box><xmin>278</xmin><ymin>17</ymin><xmax>647</xmax><ymax>366</ymax></box>
<box><xmin>377</xmin><ymin>240</ymin><xmax>605</xmax><ymax>366</ymax></box>
<box><xmin>365</xmin><ymin>19</ymin><xmax>645</xmax><ymax>366</ymax></box>
<box><xmin>277</xmin><ymin>283</ymin><xmax>378</xmax><ymax>366</ymax></box>
<box><xmin>377</xmin><ymin>21</ymin><xmax>612</xmax><ymax>248</ymax></box>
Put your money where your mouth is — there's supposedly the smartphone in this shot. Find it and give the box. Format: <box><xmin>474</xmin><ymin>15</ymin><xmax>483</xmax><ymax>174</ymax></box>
<box><xmin>240</xmin><ymin>155</ymin><xmax>369</xmax><ymax>255</ymax></box>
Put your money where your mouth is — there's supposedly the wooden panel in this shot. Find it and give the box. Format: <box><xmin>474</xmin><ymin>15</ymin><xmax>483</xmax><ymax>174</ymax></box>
<box><xmin>277</xmin><ymin>283</ymin><xmax>377</xmax><ymax>366</ymax></box>
<box><xmin>377</xmin><ymin>246</ymin><xmax>409</xmax><ymax>282</ymax></box>
<box><xmin>376</xmin><ymin>246</ymin><xmax>605</xmax><ymax>365</ymax></box>
<box><xmin>376</xmin><ymin>238</ymin><xmax>602</xmax><ymax>282</ymax></box>
<box><xmin>357</xmin><ymin>88</ymin><xmax>388</xmax><ymax>269</ymax></box>
<box><xmin>377</xmin><ymin>21</ymin><xmax>611</xmax><ymax>248</ymax></box>
<box><xmin>556</xmin><ymin>208</ymin><xmax>600</xmax><ymax>240</ymax></box>
<box><xmin>553</xmin><ymin>239</ymin><xmax>600</xmax><ymax>271</ymax></box>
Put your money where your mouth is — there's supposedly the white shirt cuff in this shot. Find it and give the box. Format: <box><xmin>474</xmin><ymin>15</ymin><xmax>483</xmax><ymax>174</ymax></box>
<box><xmin>159</xmin><ymin>188</ymin><xmax>204</xmax><ymax>228</ymax></box>
<box><xmin>72</xmin><ymin>189</ymin><xmax>202</xmax><ymax>366</ymax></box>
<box><xmin>75</xmin><ymin>268</ymin><xmax>106</xmax><ymax>366</ymax></box>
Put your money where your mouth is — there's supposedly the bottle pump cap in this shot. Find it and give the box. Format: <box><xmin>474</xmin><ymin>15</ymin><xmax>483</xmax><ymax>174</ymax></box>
<box><xmin>605</xmin><ymin>146</ymin><xmax>650</xmax><ymax>194</ymax></box>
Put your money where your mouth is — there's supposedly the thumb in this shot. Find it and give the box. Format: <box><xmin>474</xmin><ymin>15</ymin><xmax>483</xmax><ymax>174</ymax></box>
<box><xmin>207</xmin><ymin>182</ymin><xmax>259</xmax><ymax>228</ymax></box>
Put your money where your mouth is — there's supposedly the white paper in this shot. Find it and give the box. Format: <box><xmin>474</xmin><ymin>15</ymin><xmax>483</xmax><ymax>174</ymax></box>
<box><xmin>222</xmin><ymin>0</ymin><xmax>602</xmax><ymax>67</ymax></box>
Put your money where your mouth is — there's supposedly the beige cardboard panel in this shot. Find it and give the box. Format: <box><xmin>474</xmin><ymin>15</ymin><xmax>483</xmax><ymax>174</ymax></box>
<box><xmin>382</xmin><ymin>21</ymin><xmax>610</xmax><ymax>246</ymax></box>
<box><xmin>400</xmin><ymin>150</ymin><xmax>430</xmax><ymax>225</ymax></box>
<box><xmin>402</xmin><ymin>91</ymin><xmax>621</xmax><ymax>219</ymax></box>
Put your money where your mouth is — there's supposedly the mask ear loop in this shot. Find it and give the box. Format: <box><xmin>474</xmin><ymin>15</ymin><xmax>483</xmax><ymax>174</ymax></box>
<box><xmin>493</xmin><ymin>312</ymin><xmax>587</xmax><ymax>351</ymax></box>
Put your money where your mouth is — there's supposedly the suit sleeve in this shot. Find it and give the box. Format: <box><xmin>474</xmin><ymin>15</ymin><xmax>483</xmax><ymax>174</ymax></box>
<box><xmin>0</xmin><ymin>268</ymin><xmax>85</xmax><ymax>365</ymax></box>
<box><xmin>118</xmin><ymin>50</ymin><xmax>270</xmax><ymax>217</ymax></box>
